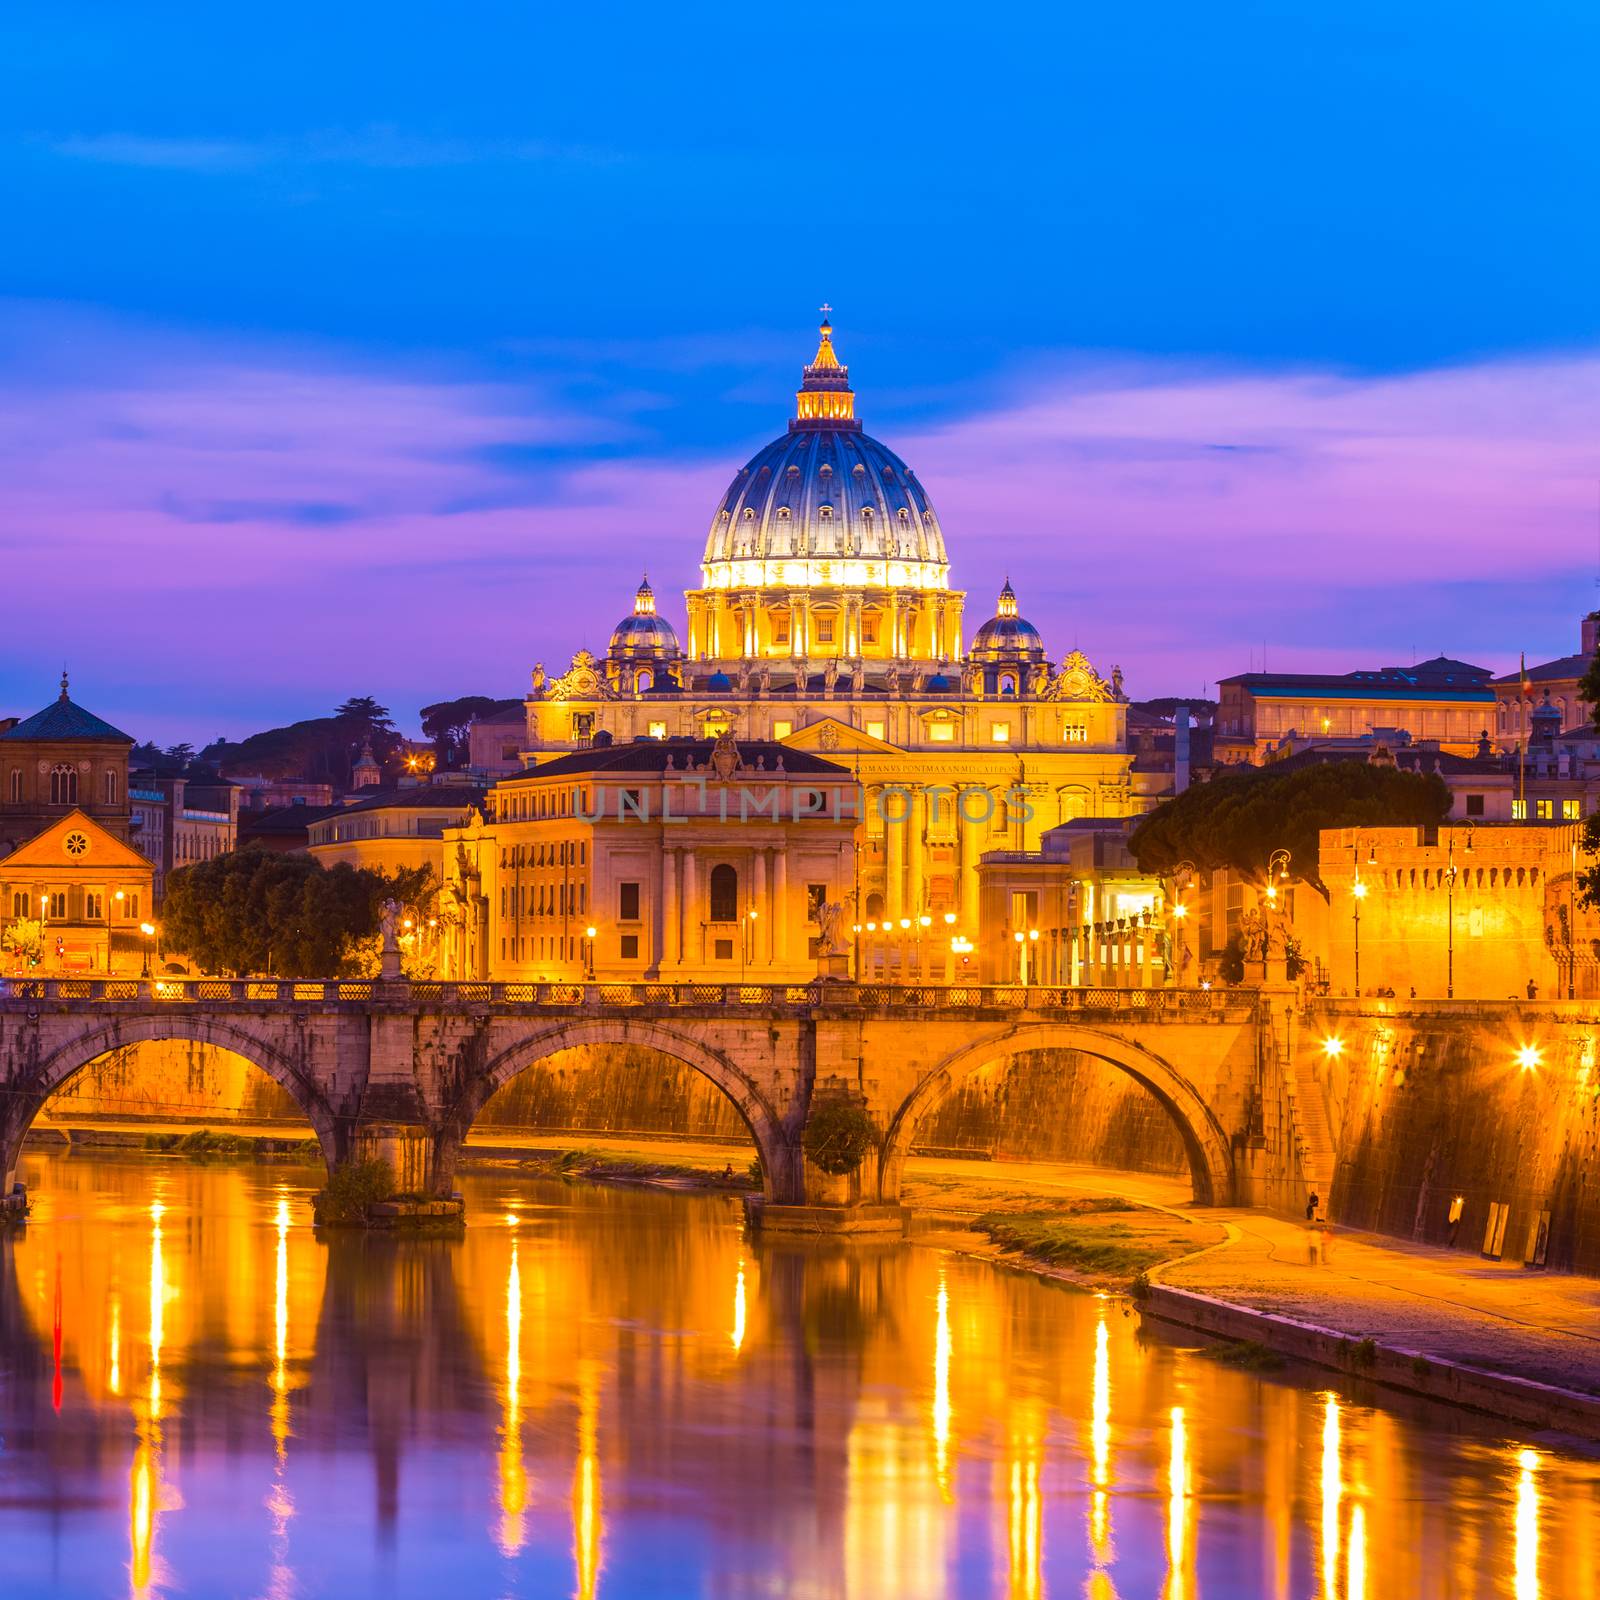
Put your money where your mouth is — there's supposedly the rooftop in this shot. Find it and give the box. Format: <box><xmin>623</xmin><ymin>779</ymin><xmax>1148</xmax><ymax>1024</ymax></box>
<box><xmin>513</xmin><ymin>739</ymin><xmax>848</xmax><ymax>781</ymax></box>
<box><xmin>1</xmin><ymin>674</ymin><xmax>134</xmax><ymax>745</ymax></box>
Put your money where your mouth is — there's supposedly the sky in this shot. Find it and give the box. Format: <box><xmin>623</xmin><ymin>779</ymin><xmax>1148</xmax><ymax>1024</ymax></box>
<box><xmin>2</xmin><ymin>2</ymin><xmax>1599</xmax><ymax>744</ymax></box>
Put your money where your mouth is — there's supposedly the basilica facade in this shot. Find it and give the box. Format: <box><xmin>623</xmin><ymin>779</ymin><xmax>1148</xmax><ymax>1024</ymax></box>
<box><xmin>489</xmin><ymin>318</ymin><xmax>1142</xmax><ymax>940</ymax></box>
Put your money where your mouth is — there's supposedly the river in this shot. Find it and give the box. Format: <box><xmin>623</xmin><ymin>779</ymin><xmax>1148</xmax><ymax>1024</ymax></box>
<box><xmin>2</xmin><ymin>1149</ymin><xmax>1595</xmax><ymax>1599</ymax></box>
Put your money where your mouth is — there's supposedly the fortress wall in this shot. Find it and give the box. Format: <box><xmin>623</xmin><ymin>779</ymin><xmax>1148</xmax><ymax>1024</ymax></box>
<box><xmin>1309</xmin><ymin>1010</ymin><xmax>1600</xmax><ymax>1273</ymax></box>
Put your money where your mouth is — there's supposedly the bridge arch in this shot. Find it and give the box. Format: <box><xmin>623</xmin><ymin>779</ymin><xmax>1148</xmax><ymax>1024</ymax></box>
<box><xmin>880</xmin><ymin>1023</ymin><xmax>1235</xmax><ymax>1207</ymax></box>
<box><xmin>1</xmin><ymin>1015</ymin><xmax>343</xmax><ymax>1192</ymax></box>
<box><xmin>435</xmin><ymin>1018</ymin><xmax>799</xmax><ymax>1202</ymax></box>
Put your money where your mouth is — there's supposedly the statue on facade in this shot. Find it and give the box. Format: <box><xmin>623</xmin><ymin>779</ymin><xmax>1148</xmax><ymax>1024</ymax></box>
<box><xmin>817</xmin><ymin>900</ymin><xmax>847</xmax><ymax>954</ymax></box>
<box><xmin>793</xmin><ymin>660</ymin><xmax>808</xmax><ymax>694</ymax></box>
<box><xmin>851</xmin><ymin>657</ymin><xmax>866</xmax><ymax>695</ymax></box>
<box><xmin>822</xmin><ymin>659</ymin><xmax>839</xmax><ymax>699</ymax></box>
<box><xmin>379</xmin><ymin>899</ymin><xmax>403</xmax><ymax>979</ymax></box>
<box><xmin>886</xmin><ymin>661</ymin><xmax>902</xmax><ymax>697</ymax></box>
<box><xmin>1111</xmin><ymin>665</ymin><xmax>1126</xmax><ymax>702</ymax></box>
<box><xmin>756</xmin><ymin>664</ymin><xmax>771</xmax><ymax>698</ymax></box>
<box><xmin>530</xmin><ymin>662</ymin><xmax>546</xmax><ymax>694</ymax></box>
<box><xmin>1238</xmin><ymin>907</ymin><xmax>1268</xmax><ymax>962</ymax></box>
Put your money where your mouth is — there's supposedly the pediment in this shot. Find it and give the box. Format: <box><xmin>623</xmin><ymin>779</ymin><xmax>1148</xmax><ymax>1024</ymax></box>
<box><xmin>782</xmin><ymin>717</ymin><xmax>903</xmax><ymax>755</ymax></box>
<box><xmin>3</xmin><ymin>810</ymin><xmax>152</xmax><ymax>871</ymax></box>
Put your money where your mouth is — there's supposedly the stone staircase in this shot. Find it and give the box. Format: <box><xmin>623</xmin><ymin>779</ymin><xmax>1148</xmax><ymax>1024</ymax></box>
<box><xmin>1283</xmin><ymin>1057</ymin><xmax>1338</xmax><ymax>1200</ymax></box>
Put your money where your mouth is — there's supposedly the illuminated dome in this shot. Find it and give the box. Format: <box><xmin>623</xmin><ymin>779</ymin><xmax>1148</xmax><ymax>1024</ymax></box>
<box><xmin>969</xmin><ymin>580</ymin><xmax>1046</xmax><ymax>662</ymax></box>
<box><xmin>701</xmin><ymin>315</ymin><xmax>950</xmax><ymax>591</ymax></box>
<box><xmin>608</xmin><ymin>576</ymin><xmax>681</xmax><ymax>660</ymax></box>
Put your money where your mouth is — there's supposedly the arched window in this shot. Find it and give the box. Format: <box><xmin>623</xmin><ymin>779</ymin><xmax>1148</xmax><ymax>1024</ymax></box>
<box><xmin>709</xmin><ymin>863</ymin><xmax>738</xmax><ymax>922</ymax></box>
<box><xmin>999</xmin><ymin>672</ymin><xmax>1017</xmax><ymax>696</ymax></box>
<box><xmin>103</xmin><ymin>768</ymin><xmax>119</xmax><ymax>805</ymax></box>
<box><xmin>50</xmin><ymin>764</ymin><xmax>78</xmax><ymax>806</ymax></box>
<box><xmin>866</xmin><ymin>891</ymin><xmax>885</xmax><ymax>920</ymax></box>
<box><xmin>635</xmin><ymin>668</ymin><xmax>652</xmax><ymax>694</ymax></box>
<box><xmin>7</xmin><ymin>768</ymin><xmax>19</xmax><ymax>803</ymax></box>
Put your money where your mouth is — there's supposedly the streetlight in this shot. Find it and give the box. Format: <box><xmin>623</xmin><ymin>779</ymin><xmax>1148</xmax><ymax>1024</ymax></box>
<box><xmin>139</xmin><ymin>921</ymin><xmax>156</xmax><ymax>978</ymax></box>
<box><xmin>1444</xmin><ymin>823</ymin><xmax>1473</xmax><ymax>1000</ymax></box>
<box><xmin>1351</xmin><ymin>839</ymin><xmax>1375</xmax><ymax>996</ymax></box>
<box><xmin>742</xmin><ymin>907</ymin><xmax>758</xmax><ymax>978</ymax></box>
<box><xmin>583</xmin><ymin>924</ymin><xmax>597</xmax><ymax>980</ymax></box>
<box><xmin>1170</xmin><ymin>859</ymin><xmax>1197</xmax><ymax>988</ymax></box>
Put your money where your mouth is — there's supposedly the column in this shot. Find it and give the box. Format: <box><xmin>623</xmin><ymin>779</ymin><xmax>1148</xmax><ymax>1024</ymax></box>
<box><xmin>752</xmin><ymin>850</ymin><xmax>768</xmax><ymax>969</ymax></box>
<box><xmin>771</xmin><ymin>847</ymin><xmax>787</xmax><ymax>966</ymax></box>
<box><xmin>662</xmin><ymin>847</ymin><xmax>679</xmax><ymax>970</ymax></box>
<box><xmin>907</xmin><ymin>785</ymin><xmax>927</xmax><ymax>920</ymax></box>
<box><xmin>885</xmin><ymin>787</ymin><xmax>907</xmax><ymax>924</ymax></box>
<box><xmin>681</xmin><ymin>849</ymin><xmax>698</xmax><ymax>968</ymax></box>
<box><xmin>957</xmin><ymin>785</ymin><xmax>984</xmax><ymax>932</ymax></box>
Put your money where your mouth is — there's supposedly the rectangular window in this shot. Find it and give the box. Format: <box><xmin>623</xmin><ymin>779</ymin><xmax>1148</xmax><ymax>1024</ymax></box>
<box><xmin>1536</xmin><ymin>799</ymin><xmax>1554</xmax><ymax>820</ymax></box>
<box><xmin>619</xmin><ymin>881</ymin><xmax>640</xmax><ymax>920</ymax></box>
<box><xmin>619</xmin><ymin>934</ymin><xmax>639</xmax><ymax>960</ymax></box>
<box><xmin>772</xmin><ymin>615</ymin><xmax>790</xmax><ymax>644</ymax></box>
<box><xmin>771</xmin><ymin>720</ymin><xmax>793</xmax><ymax>741</ymax></box>
<box><xmin>816</xmin><ymin>617</ymin><xmax>835</xmax><ymax>643</ymax></box>
<box><xmin>714</xmin><ymin>938</ymin><xmax>734</xmax><ymax>961</ymax></box>
<box><xmin>126</xmin><ymin>892</ymin><xmax>140</xmax><ymax>919</ymax></box>
<box><xmin>648</xmin><ymin>721</ymin><xmax>668</xmax><ymax>740</ymax></box>
<box><xmin>861</xmin><ymin>616</ymin><xmax>879</xmax><ymax>645</ymax></box>
<box><xmin>806</xmin><ymin>883</ymin><xmax>827</xmax><ymax>921</ymax></box>
<box><xmin>1512</xmin><ymin>799</ymin><xmax>1527</xmax><ymax>820</ymax></box>
<box><xmin>991</xmin><ymin>722</ymin><xmax>1012</xmax><ymax>744</ymax></box>
<box><xmin>865</xmin><ymin>720</ymin><xmax>886</xmax><ymax>741</ymax></box>
<box><xmin>1464</xmin><ymin>793</ymin><xmax>1485</xmax><ymax>817</ymax></box>
<box><xmin>928</xmin><ymin>723</ymin><xmax>956</xmax><ymax>743</ymax></box>
<box><xmin>1064</xmin><ymin>724</ymin><xmax>1088</xmax><ymax>743</ymax></box>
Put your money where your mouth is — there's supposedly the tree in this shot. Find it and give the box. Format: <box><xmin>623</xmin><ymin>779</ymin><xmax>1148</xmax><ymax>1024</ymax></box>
<box><xmin>2</xmin><ymin>918</ymin><xmax>43</xmax><ymax>969</ymax></box>
<box><xmin>420</xmin><ymin>695</ymin><xmax>514</xmax><ymax>767</ymax></box>
<box><xmin>802</xmin><ymin>1102</ymin><xmax>879</xmax><ymax>1176</ymax></box>
<box><xmin>203</xmin><ymin>697</ymin><xmax>405</xmax><ymax>788</ymax></box>
<box><xmin>160</xmin><ymin>848</ymin><xmax>431</xmax><ymax>977</ymax></box>
<box><xmin>1129</xmin><ymin>760</ymin><xmax>1452</xmax><ymax>897</ymax></box>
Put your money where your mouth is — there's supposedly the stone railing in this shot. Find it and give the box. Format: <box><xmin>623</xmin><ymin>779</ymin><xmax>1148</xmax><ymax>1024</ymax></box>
<box><xmin>0</xmin><ymin>975</ymin><xmax>1240</xmax><ymax>1017</ymax></box>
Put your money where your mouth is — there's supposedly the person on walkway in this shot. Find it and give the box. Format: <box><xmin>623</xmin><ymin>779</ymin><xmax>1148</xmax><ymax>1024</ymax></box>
<box><xmin>1527</xmin><ymin>978</ymin><xmax>1539</xmax><ymax>1000</ymax></box>
<box><xmin>1305</xmin><ymin>1190</ymin><xmax>1320</xmax><ymax>1223</ymax></box>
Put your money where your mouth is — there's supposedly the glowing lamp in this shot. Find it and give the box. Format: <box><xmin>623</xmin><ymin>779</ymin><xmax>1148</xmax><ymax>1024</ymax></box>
<box><xmin>140</xmin><ymin>922</ymin><xmax>155</xmax><ymax>936</ymax></box>
<box><xmin>1322</xmin><ymin>1037</ymin><xmax>1344</xmax><ymax>1058</ymax></box>
<box><xmin>943</xmin><ymin>912</ymin><xmax>956</xmax><ymax>926</ymax></box>
<box><xmin>585</xmin><ymin>925</ymin><xmax>597</xmax><ymax>939</ymax></box>
<box><xmin>1173</xmin><ymin>903</ymin><xmax>1188</xmax><ymax>920</ymax></box>
<box><xmin>1028</xmin><ymin>928</ymin><xmax>1039</xmax><ymax>941</ymax></box>
<box><xmin>1517</xmin><ymin>1044</ymin><xmax>1542</xmax><ymax>1071</ymax></box>
<box><xmin>900</xmin><ymin>917</ymin><xmax>911</xmax><ymax>929</ymax></box>
<box><xmin>919</xmin><ymin>915</ymin><xmax>931</xmax><ymax>928</ymax></box>
<box><xmin>1352</xmin><ymin>880</ymin><xmax>1368</xmax><ymax>901</ymax></box>
<box><xmin>1013</xmin><ymin>932</ymin><xmax>1024</xmax><ymax>944</ymax></box>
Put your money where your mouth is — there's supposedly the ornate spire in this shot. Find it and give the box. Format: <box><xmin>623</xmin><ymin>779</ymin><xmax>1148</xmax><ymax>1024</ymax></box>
<box><xmin>794</xmin><ymin>306</ymin><xmax>857</xmax><ymax>426</ymax></box>
<box><xmin>634</xmin><ymin>574</ymin><xmax>656</xmax><ymax>616</ymax></box>
<box><xmin>59</xmin><ymin>667</ymin><xmax>70</xmax><ymax>702</ymax></box>
<box><xmin>997</xmin><ymin>578</ymin><xmax>1018</xmax><ymax>619</ymax></box>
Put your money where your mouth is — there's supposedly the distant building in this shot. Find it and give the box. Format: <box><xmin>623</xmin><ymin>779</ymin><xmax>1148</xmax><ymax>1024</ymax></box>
<box><xmin>307</xmin><ymin>784</ymin><xmax>484</xmax><ymax>877</ymax></box>
<box><xmin>972</xmin><ymin>821</ymin><xmax>1168</xmax><ymax>987</ymax></box>
<box><xmin>129</xmin><ymin>775</ymin><xmax>240</xmax><ymax>903</ymax></box>
<box><xmin>1490</xmin><ymin>612</ymin><xmax>1598</xmax><ymax>744</ymax></box>
<box><xmin>1215</xmin><ymin>656</ymin><xmax>1496</xmax><ymax>763</ymax></box>
<box><xmin>0</xmin><ymin>674</ymin><xmax>134</xmax><ymax>855</ymax></box>
<box><xmin>237</xmin><ymin>804</ymin><xmax>343</xmax><ymax>855</ymax></box>
<box><xmin>232</xmin><ymin>776</ymin><xmax>336</xmax><ymax>812</ymax></box>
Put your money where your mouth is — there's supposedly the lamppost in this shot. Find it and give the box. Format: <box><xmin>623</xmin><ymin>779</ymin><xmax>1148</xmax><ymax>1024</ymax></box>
<box><xmin>742</xmin><ymin>907</ymin><xmax>758</xmax><ymax>979</ymax></box>
<box><xmin>139</xmin><ymin>920</ymin><xmax>156</xmax><ymax>978</ymax></box>
<box><xmin>1444</xmin><ymin>823</ymin><xmax>1474</xmax><ymax>1000</ymax></box>
<box><xmin>583</xmin><ymin>924</ymin><xmax>596</xmax><ymax>980</ymax></box>
<box><xmin>1170</xmin><ymin>859</ymin><xmax>1197</xmax><ymax>987</ymax></box>
<box><xmin>917</xmin><ymin>913</ymin><xmax>932</xmax><ymax>981</ymax></box>
<box><xmin>941</xmin><ymin>911</ymin><xmax>957</xmax><ymax>983</ymax></box>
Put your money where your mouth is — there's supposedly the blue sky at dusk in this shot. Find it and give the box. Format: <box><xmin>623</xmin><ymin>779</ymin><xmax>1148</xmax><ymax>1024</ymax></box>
<box><xmin>3</xmin><ymin>3</ymin><xmax>1599</xmax><ymax>742</ymax></box>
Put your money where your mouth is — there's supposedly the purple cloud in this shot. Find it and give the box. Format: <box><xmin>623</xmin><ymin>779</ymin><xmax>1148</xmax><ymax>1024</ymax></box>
<box><xmin>1</xmin><ymin>307</ymin><xmax>1594</xmax><ymax>744</ymax></box>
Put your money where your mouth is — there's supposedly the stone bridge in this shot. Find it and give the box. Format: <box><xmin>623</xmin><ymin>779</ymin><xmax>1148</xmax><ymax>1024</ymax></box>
<box><xmin>1</xmin><ymin>976</ymin><xmax>1305</xmax><ymax>1224</ymax></box>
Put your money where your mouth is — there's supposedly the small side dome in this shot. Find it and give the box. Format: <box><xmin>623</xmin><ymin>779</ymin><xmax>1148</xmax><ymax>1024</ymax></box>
<box><xmin>969</xmin><ymin>578</ymin><xmax>1046</xmax><ymax>662</ymax></box>
<box><xmin>608</xmin><ymin>575</ymin><xmax>681</xmax><ymax>661</ymax></box>
<box><xmin>705</xmin><ymin>670</ymin><xmax>733</xmax><ymax>692</ymax></box>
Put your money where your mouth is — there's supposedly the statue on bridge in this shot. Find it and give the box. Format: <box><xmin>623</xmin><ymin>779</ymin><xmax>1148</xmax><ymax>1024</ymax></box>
<box><xmin>379</xmin><ymin>899</ymin><xmax>403</xmax><ymax>979</ymax></box>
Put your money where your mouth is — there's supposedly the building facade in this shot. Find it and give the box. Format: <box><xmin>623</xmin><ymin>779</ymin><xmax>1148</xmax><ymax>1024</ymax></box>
<box><xmin>129</xmin><ymin>775</ymin><xmax>240</xmax><ymax>903</ymax></box>
<box><xmin>492</xmin><ymin>318</ymin><xmax>1144</xmax><ymax>944</ymax></box>
<box><xmin>441</xmin><ymin>737</ymin><xmax>856</xmax><ymax>983</ymax></box>
<box><xmin>307</xmin><ymin>783</ymin><xmax>484</xmax><ymax>876</ymax></box>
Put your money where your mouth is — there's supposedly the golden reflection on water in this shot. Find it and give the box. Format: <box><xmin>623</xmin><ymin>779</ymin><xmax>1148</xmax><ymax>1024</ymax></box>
<box><xmin>1320</xmin><ymin>1392</ymin><xmax>1341</xmax><ymax>1600</ymax></box>
<box><xmin>498</xmin><ymin>1239</ymin><xmax>528</xmax><ymax>1556</ymax></box>
<box><xmin>732</xmin><ymin>1255</ymin><xmax>747</xmax><ymax>1353</ymax></box>
<box><xmin>1515</xmin><ymin>1448</ymin><xmax>1540</xmax><ymax>1600</ymax></box>
<box><xmin>574</xmin><ymin>1358</ymin><xmax>603</xmax><ymax>1600</ymax></box>
<box><xmin>932</xmin><ymin>1267</ymin><xmax>952</xmax><ymax>1500</ymax></box>
<box><xmin>1164</xmin><ymin>1404</ymin><xmax>1192</xmax><ymax>1600</ymax></box>
<box><xmin>8</xmin><ymin>1153</ymin><xmax>1600</xmax><ymax>1599</ymax></box>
